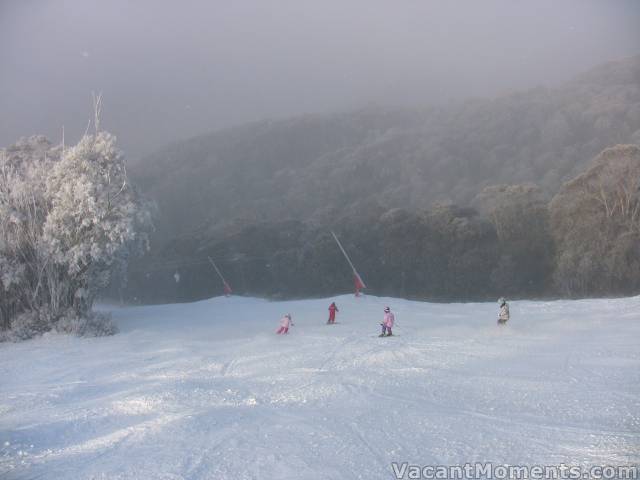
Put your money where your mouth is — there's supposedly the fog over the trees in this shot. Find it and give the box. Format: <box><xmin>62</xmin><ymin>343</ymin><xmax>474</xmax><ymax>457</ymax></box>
<box><xmin>2</xmin><ymin>1</ymin><xmax>640</xmax><ymax>307</ymax></box>
<box><xmin>1</xmin><ymin>0</ymin><xmax>639</xmax><ymax>160</ymax></box>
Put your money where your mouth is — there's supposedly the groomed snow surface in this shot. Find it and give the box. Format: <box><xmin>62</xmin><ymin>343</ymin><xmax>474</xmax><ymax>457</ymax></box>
<box><xmin>1</xmin><ymin>295</ymin><xmax>639</xmax><ymax>479</ymax></box>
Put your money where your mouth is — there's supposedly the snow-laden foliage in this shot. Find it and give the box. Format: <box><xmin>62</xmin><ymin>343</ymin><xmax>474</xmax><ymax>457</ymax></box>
<box><xmin>0</xmin><ymin>133</ymin><xmax>151</xmax><ymax>340</ymax></box>
<box><xmin>43</xmin><ymin>132</ymin><xmax>151</xmax><ymax>312</ymax></box>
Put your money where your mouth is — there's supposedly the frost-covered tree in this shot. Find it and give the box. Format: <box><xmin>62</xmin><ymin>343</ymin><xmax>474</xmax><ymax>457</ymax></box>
<box><xmin>550</xmin><ymin>144</ymin><xmax>640</xmax><ymax>296</ymax></box>
<box><xmin>43</xmin><ymin>132</ymin><xmax>151</xmax><ymax>316</ymax></box>
<box><xmin>0</xmin><ymin>136</ymin><xmax>59</xmax><ymax>333</ymax></box>
<box><xmin>0</xmin><ymin>131</ymin><xmax>151</xmax><ymax>340</ymax></box>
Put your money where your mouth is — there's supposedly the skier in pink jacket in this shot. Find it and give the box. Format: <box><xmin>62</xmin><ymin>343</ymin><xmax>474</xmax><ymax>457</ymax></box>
<box><xmin>379</xmin><ymin>306</ymin><xmax>395</xmax><ymax>337</ymax></box>
<box><xmin>276</xmin><ymin>314</ymin><xmax>293</xmax><ymax>334</ymax></box>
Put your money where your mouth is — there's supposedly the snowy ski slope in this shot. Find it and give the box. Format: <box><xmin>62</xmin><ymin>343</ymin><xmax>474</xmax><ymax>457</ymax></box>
<box><xmin>1</xmin><ymin>295</ymin><xmax>639</xmax><ymax>479</ymax></box>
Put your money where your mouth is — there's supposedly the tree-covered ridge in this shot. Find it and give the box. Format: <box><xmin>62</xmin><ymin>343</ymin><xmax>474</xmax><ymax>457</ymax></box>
<box><xmin>133</xmin><ymin>55</ymin><xmax>640</xmax><ymax>247</ymax></box>
<box><xmin>123</xmin><ymin>56</ymin><xmax>640</xmax><ymax>303</ymax></box>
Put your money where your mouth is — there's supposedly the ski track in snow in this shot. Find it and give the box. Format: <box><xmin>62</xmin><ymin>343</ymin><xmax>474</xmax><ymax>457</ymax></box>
<box><xmin>0</xmin><ymin>295</ymin><xmax>639</xmax><ymax>479</ymax></box>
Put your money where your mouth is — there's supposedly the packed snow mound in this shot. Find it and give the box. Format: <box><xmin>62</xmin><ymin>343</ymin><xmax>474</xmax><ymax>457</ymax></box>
<box><xmin>1</xmin><ymin>295</ymin><xmax>639</xmax><ymax>479</ymax></box>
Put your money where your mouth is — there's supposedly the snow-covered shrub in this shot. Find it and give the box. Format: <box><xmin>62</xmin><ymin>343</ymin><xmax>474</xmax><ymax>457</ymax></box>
<box><xmin>0</xmin><ymin>308</ymin><xmax>53</xmax><ymax>342</ymax></box>
<box><xmin>54</xmin><ymin>310</ymin><xmax>117</xmax><ymax>337</ymax></box>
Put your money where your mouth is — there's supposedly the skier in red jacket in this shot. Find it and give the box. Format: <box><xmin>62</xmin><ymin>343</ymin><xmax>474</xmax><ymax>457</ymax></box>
<box><xmin>327</xmin><ymin>302</ymin><xmax>339</xmax><ymax>324</ymax></box>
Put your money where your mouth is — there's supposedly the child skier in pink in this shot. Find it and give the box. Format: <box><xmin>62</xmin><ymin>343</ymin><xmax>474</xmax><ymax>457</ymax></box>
<box><xmin>379</xmin><ymin>306</ymin><xmax>394</xmax><ymax>337</ymax></box>
<box><xmin>276</xmin><ymin>314</ymin><xmax>293</xmax><ymax>334</ymax></box>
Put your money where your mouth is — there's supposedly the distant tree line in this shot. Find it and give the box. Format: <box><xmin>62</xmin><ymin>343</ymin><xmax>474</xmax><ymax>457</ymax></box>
<box><xmin>126</xmin><ymin>145</ymin><xmax>640</xmax><ymax>303</ymax></box>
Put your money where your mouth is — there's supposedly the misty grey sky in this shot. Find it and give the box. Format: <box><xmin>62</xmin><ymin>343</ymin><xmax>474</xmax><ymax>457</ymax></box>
<box><xmin>1</xmin><ymin>0</ymin><xmax>639</xmax><ymax>160</ymax></box>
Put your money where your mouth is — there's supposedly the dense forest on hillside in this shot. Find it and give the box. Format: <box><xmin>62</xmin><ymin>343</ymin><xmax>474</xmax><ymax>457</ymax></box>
<box><xmin>125</xmin><ymin>56</ymin><xmax>640</xmax><ymax>303</ymax></box>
